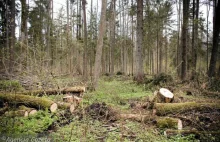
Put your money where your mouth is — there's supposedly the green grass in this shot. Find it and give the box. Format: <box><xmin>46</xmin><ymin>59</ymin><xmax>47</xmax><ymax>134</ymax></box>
<box><xmin>50</xmin><ymin>118</ymin><xmax>172</xmax><ymax>142</ymax></box>
<box><xmin>84</xmin><ymin>78</ymin><xmax>152</xmax><ymax>110</ymax></box>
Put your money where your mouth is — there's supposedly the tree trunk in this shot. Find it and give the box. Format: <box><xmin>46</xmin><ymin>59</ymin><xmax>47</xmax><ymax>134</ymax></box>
<box><xmin>9</xmin><ymin>0</ymin><xmax>15</xmax><ymax>73</ymax></box>
<box><xmin>92</xmin><ymin>0</ymin><xmax>107</xmax><ymax>90</ymax></box>
<box><xmin>131</xmin><ymin>0</ymin><xmax>134</xmax><ymax>75</ymax></box>
<box><xmin>176</xmin><ymin>0</ymin><xmax>181</xmax><ymax>77</ymax></box>
<box><xmin>208</xmin><ymin>1</ymin><xmax>220</xmax><ymax>77</ymax></box>
<box><xmin>109</xmin><ymin>0</ymin><xmax>116</xmax><ymax>75</ymax></box>
<box><xmin>82</xmin><ymin>0</ymin><xmax>88</xmax><ymax>79</ymax></box>
<box><xmin>47</xmin><ymin>0</ymin><xmax>52</xmax><ymax>69</ymax></box>
<box><xmin>20</xmin><ymin>0</ymin><xmax>28</xmax><ymax>45</ymax></box>
<box><xmin>135</xmin><ymin>0</ymin><xmax>144</xmax><ymax>82</ymax></box>
<box><xmin>181</xmin><ymin>0</ymin><xmax>190</xmax><ymax>80</ymax></box>
<box><xmin>191</xmin><ymin>0</ymin><xmax>199</xmax><ymax>80</ymax></box>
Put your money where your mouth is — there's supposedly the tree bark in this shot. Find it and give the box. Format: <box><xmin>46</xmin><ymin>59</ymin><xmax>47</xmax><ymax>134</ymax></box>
<box><xmin>135</xmin><ymin>0</ymin><xmax>144</xmax><ymax>82</ymax></box>
<box><xmin>92</xmin><ymin>0</ymin><xmax>107</xmax><ymax>90</ymax></box>
<box><xmin>208</xmin><ymin>1</ymin><xmax>220</xmax><ymax>77</ymax></box>
<box><xmin>82</xmin><ymin>0</ymin><xmax>88</xmax><ymax>79</ymax></box>
<box><xmin>20</xmin><ymin>0</ymin><xmax>28</xmax><ymax>44</ymax></box>
<box><xmin>109</xmin><ymin>0</ymin><xmax>116</xmax><ymax>75</ymax></box>
<box><xmin>191</xmin><ymin>0</ymin><xmax>199</xmax><ymax>80</ymax></box>
<box><xmin>181</xmin><ymin>0</ymin><xmax>190</xmax><ymax>80</ymax></box>
<box><xmin>9</xmin><ymin>0</ymin><xmax>16</xmax><ymax>73</ymax></box>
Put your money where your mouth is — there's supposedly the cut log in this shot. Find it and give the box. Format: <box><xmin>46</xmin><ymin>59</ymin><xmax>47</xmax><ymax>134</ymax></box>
<box><xmin>62</xmin><ymin>86</ymin><xmax>85</xmax><ymax>94</ymax></box>
<box><xmin>20</xmin><ymin>86</ymin><xmax>86</xmax><ymax>96</ymax></box>
<box><xmin>0</xmin><ymin>93</ymin><xmax>57</xmax><ymax>112</ymax></box>
<box><xmin>63</xmin><ymin>95</ymin><xmax>73</xmax><ymax>103</ymax></box>
<box><xmin>18</xmin><ymin>105</ymin><xmax>38</xmax><ymax>116</ymax></box>
<box><xmin>57</xmin><ymin>101</ymin><xmax>76</xmax><ymax>113</ymax></box>
<box><xmin>154</xmin><ymin>102</ymin><xmax>220</xmax><ymax>116</ymax></box>
<box><xmin>156</xmin><ymin>117</ymin><xmax>182</xmax><ymax>129</ymax></box>
<box><xmin>157</xmin><ymin>88</ymin><xmax>174</xmax><ymax>103</ymax></box>
<box><xmin>164</xmin><ymin>129</ymin><xmax>220</xmax><ymax>138</ymax></box>
<box><xmin>119</xmin><ymin>114</ymin><xmax>149</xmax><ymax>122</ymax></box>
<box><xmin>29</xmin><ymin>109</ymin><xmax>37</xmax><ymax>115</ymax></box>
<box><xmin>4</xmin><ymin>110</ymin><xmax>28</xmax><ymax>117</ymax></box>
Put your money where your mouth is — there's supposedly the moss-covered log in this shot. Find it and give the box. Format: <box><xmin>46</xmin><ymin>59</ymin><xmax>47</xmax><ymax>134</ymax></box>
<box><xmin>18</xmin><ymin>105</ymin><xmax>37</xmax><ymax>115</ymax></box>
<box><xmin>20</xmin><ymin>86</ymin><xmax>86</xmax><ymax>96</ymax></box>
<box><xmin>164</xmin><ymin>129</ymin><xmax>220</xmax><ymax>140</ymax></box>
<box><xmin>156</xmin><ymin>117</ymin><xmax>182</xmax><ymax>129</ymax></box>
<box><xmin>4</xmin><ymin>110</ymin><xmax>28</xmax><ymax>117</ymax></box>
<box><xmin>0</xmin><ymin>93</ymin><xmax>57</xmax><ymax>112</ymax></box>
<box><xmin>62</xmin><ymin>86</ymin><xmax>85</xmax><ymax>94</ymax></box>
<box><xmin>155</xmin><ymin>102</ymin><xmax>220</xmax><ymax>116</ymax></box>
<box><xmin>119</xmin><ymin>114</ymin><xmax>150</xmax><ymax>122</ymax></box>
<box><xmin>202</xmin><ymin>90</ymin><xmax>220</xmax><ymax>97</ymax></box>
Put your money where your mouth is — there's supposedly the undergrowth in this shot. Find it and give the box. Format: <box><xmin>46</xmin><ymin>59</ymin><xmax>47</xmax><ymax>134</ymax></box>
<box><xmin>51</xmin><ymin>117</ymin><xmax>171</xmax><ymax>142</ymax></box>
<box><xmin>0</xmin><ymin>80</ymin><xmax>23</xmax><ymax>92</ymax></box>
<box><xmin>0</xmin><ymin>110</ymin><xmax>57</xmax><ymax>137</ymax></box>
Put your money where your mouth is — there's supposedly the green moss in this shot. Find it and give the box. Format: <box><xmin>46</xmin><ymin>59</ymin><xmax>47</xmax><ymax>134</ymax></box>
<box><xmin>157</xmin><ymin>117</ymin><xmax>178</xmax><ymax>129</ymax></box>
<box><xmin>0</xmin><ymin>93</ymin><xmax>55</xmax><ymax>110</ymax></box>
<box><xmin>0</xmin><ymin>110</ymin><xmax>56</xmax><ymax>136</ymax></box>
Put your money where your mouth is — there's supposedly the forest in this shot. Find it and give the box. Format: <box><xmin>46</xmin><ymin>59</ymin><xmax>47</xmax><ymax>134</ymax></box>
<box><xmin>0</xmin><ymin>0</ymin><xmax>219</xmax><ymax>141</ymax></box>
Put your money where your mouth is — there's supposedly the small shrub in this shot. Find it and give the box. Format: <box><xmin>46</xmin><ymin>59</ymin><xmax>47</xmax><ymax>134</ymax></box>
<box><xmin>116</xmin><ymin>71</ymin><xmax>123</xmax><ymax>75</ymax></box>
<box><xmin>144</xmin><ymin>76</ymin><xmax>154</xmax><ymax>84</ymax></box>
<box><xmin>152</xmin><ymin>73</ymin><xmax>173</xmax><ymax>85</ymax></box>
<box><xmin>209</xmin><ymin>78</ymin><xmax>220</xmax><ymax>92</ymax></box>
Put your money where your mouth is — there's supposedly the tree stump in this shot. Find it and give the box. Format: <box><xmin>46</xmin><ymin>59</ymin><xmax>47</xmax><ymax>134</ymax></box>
<box><xmin>156</xmin><ymin>88</ymin><xmax>174</xmax><ymax>103</ymax></box>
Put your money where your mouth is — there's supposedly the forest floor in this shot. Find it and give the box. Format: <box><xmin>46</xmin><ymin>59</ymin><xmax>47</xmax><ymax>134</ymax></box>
<box><xmin>0</xmin><ymin>75</ymin><xmax>220</xmax><ymax>142</ymax></box>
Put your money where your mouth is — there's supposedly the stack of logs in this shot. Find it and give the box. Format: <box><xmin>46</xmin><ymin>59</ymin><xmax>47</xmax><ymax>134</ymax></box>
<box><xmin>0</xmin><ymin>86</ymin><xmax>85</xmax><ymax>117</ymax></box>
